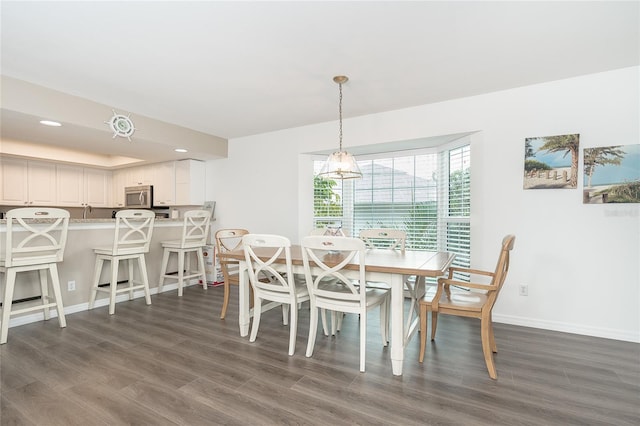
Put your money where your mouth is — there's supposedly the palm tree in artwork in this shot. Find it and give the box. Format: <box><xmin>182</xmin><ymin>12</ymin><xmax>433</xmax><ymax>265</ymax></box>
<box><xmin>583</xmin><ymin>146</ymin><xmax>626</xmax><ymax>188</ymax></box>
<box><xmin>539</xmin><ymin>134</ymin><xmax>580</xmax><ymax>187</ymax></box>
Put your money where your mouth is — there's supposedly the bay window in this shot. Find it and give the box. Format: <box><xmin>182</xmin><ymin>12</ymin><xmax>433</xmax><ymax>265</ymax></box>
<box><xmin>313</xmin><ymin>143</ymin><xmax>471</xmax><ymax>274</ymax></box>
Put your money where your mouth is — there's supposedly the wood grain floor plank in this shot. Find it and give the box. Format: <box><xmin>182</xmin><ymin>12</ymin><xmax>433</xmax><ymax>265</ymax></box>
<box><xmin>181</xmin><ymin>377</ymin><xmax>312</xmax><ymax>425</ymax></box>
<box><xmin>1</xmin><ymin>286</ymin><xmax>638</xmax><ymax>425</ymax></box>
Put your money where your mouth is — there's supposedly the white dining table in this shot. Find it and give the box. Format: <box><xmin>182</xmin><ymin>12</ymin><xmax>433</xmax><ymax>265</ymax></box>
<box><xmin>221</xmin><ymin>245</ymin><xmax>455</xmax><ymax>376</ymax></box>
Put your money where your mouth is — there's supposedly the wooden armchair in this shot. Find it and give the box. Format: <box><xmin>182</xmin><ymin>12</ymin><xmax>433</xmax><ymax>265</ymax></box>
<box><xmin>419</xmin><ymin>234</ymin><xmax>515</xmax><ymax>379</ymax></box>
<box><xmin>215</xmin><ymin>228</ymin><xmax>250</xmax><ymax>319</ymax></box>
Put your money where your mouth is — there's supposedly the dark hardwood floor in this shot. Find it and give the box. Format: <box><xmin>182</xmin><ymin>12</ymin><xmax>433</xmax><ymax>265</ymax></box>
<box><xmin>1</xmin><ymin>286</ymin><xmax>638</xmax><ymax>425</ymax></box>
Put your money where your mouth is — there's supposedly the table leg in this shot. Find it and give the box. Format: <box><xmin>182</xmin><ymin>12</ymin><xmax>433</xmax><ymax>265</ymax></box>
<box><xmin>390</xmin><ymin>273</ymin><xmax>405</xmax><ymax>376</ymax></box>
<box><xmin>238</xmin><ymin>261</ymin><xmax>250</xmax><ymax>337</ymax></box>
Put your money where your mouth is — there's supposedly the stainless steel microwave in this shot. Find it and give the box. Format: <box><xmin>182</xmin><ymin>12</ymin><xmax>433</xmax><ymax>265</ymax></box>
<box><xmin>124</xmin><ymin>185</ymin><xmax>153</xmax><ymax>209</ymax></box>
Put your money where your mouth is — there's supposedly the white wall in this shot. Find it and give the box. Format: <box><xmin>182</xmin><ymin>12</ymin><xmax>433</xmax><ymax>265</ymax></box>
<box><xmin>207</xmin><ymin>66</ymin><xmax>640</xmax><ymax>342</ymax></box>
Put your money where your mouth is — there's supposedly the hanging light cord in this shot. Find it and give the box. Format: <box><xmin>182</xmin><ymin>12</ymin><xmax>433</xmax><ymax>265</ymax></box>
<box><xmin>338</xmin><ymin>81</ymin><xmax>343</xmax><ymax>152</ymax></box>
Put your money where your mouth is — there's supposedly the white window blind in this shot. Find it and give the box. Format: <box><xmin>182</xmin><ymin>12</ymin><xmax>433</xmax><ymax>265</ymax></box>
<box><xmin>313</xmin><ymin>144</ymin><xmax>471</xmax><ymax>276</ymax></box>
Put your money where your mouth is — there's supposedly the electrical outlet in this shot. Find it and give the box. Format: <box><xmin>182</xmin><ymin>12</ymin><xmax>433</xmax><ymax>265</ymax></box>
<box><xmin>519</xmin><ymin>284</ymin><xmax>528</xmax><ymax>296</ymax></box>
<box><xmin>67</xmin><ymin>280</ymin><xmax>76</xmax><ymax>291</ymax></box>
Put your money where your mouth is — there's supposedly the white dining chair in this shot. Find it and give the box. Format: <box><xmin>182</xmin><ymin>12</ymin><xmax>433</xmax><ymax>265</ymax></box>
<box><xmin>0</xmin><ymin>207</ymin><xmax>70</xmax><ymax>344</ymax></box>
<box><xmin>308</xmin><ymin>228</ymin><xmax>347</xmax><ymax>336</ymax></box>
<box><xmin>89</xmin><ymin>209</ymin><xmax>155</xmax><ymax>315</ymax></box>
<box><xmin>243</xmin><ymin>234</ymin><xmax>310</xmax><ymax>356</ymax></box>
<box><xmin>302</xmin><ymin>235</ymin><xmax>389</xmax><ymax>372</ymax></box>
<box><xmin>359</xmin><ymin>228</ymin><xmax>426</xmax><ymax>342</ymax></box>
<box><xmin>158</xmin><ymin>209</ymin><xmax>211</xmax><ymax>296</ymax></box>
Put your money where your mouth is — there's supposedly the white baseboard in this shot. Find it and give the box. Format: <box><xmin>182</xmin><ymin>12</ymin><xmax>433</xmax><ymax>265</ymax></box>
<box><xmin>6</xmin><ymin>281</ymin><xmax>203</xmax><ymax>328</ymax></box>
<box><xmin>8</xmin><ymin>288</ymin><xmax>639</xmax><ymax>344</ymax></box>
<box><xmin>493</xmin><ymin>313</ymin><xmax>640</xmax><ymax>343</ymax></box>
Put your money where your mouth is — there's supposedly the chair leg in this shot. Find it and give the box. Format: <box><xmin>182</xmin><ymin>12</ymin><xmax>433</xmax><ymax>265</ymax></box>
<box><xmin>306</xmin><ymin>303</ymin><xmax>318</xmax><ymax>357</ymax></box>
<box><xmin>249</xmin><ymin>297</ymin><xmax>262</xmax><ymax>343</ymax></box>
<box><xmin>109</xmin><ymin>258</ymin><xmax>119</xmax><ymax>315</ymax></box>
<box><xmin>196</xmin><ymin>248</ymin><xmax>207</xmax><ymax>290</ymax></box>
<box><xmin>321</xmin><ymin>309</ymin><xmax>329</xmax><ymax>336</ymax></box>
<box><xmin>431</xmin><ymin>311</ymin><xmax>438</xmax><ymax>341</ymax></box>
<box><xmin>220</xmin><ymin>280</ymin><xmax>230</xmax><ymax>319</ymax></box>
<box><xmin>177</xmin><ymin>250</ymin><xmax>185</xmax><ymax>297</ymax></box>
<box><xmin>381</xmin><ymin>296</ymin><xmax>389</xmax><ymax>346</ymax></box>
<box><xmin>379</xmin><ymin>302</ymin><xmax>386</xmax><ymax>346</ymax></box>
<box><xmin>282</xmin><ymin>304</ymin><xmax>289</xmax><ymax>326</ymax></box>
<box><xmin>127</xmin><ymin>259</ymin><xmax>135</xmax><ymax>300</ymax></box>
<box><xmin>48</xmin><ymin>264</ymin><xmax>66</xmax><ymax>328</ymax></box>
<box><xmin>89</xmin><ymin>256</ymin><xmax>104</xmax><ymax>309</ymax></box>
<box><xmin>158</xmin><ymin>248</ymin><xmax>170</xmax><ymax>292</ymax></box>
<box><xmin>185</xmin><ymin>250</ymin><xmax>191</xmax><ymax>280</ymax></box>
<box><xmin>330</xmin><ymin>311</ymin><xmax>338</xmax><ymax>336</ymax></box>
<box><xmin>481</xmin><ymin>316</ymin><xmax>497</xmax><ymax>379</ymax></box>
<box><xmin>419</xmin><ymin>303</ymin><xmax>428</xmax><ymax>363</ymax></box>
<box><xmin>359</xmin><ymin>309</ymin><xmax>367</xmax><ymax>372</ymax></box>
<box><xmin>1</xmin><ymin>269</ymin><xmax>17</xmax><ymax>344</ymax></box>
<box><xmin>489</xmin><ymin>317</ymin><xmax>497</xmax><ymax>353</ymax></box>
<box><xmin>39</xmin><ymin>269</ymin><xmax>50</xmax><ymax>320</ymax></box>
<box><xmin>288</xmin><ymin>302</ymin><xmax>297</xmax><ymax>356</ymax></box>
<box><xmin>138</xmin><ymin>255</ymin><xmax>152</xmax><ymax>306</ymax></box>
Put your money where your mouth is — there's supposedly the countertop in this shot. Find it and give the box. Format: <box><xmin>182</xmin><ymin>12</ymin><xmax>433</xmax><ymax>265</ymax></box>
<box><xmin>0</xmin><ymin>217</ymin><xmax>186</xmax><ymax>228</ymax></box>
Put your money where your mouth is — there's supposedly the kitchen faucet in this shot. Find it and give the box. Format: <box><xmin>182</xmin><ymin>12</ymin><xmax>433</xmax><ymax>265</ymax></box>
<box><xmin>83</xmin><ymin>204</ymin><xmax>92</xmax><ymax>219</ymax></box>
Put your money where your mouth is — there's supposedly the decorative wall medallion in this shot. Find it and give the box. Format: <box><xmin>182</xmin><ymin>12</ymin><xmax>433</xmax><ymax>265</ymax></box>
<box><xmin>106</xmin><ymin>110</ymin><xmax>136</xmax><ymax>141</ymax></box>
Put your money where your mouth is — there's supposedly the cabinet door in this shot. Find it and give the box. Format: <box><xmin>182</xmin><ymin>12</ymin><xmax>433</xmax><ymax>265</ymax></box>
<box><xmin>84</xmin><ymin>168</ymin><xmax>111</xmax><ymax>207</ymax></box>
<box><xmin>27</xmin><ymin>161</ymin><xmax>57</xmax><ymax>206</ymax></box>
<box><xmin>128</xmin><ymin>165</ymin><xmax>154</xmax><ymax>186</ymax></box>
<box><xmin>56</xmin><ymin>164</ymin><xmax>84</xmax><ymax>206</ymax></box>
<box><xmin>152</xmin><ymin>162</ymin><xmax>176</xmax><ymax>206</ymax></box>
<box><xmin>0</xmin><ymin>157</ymin><xmax>29</xmax><ymax>205</ymax></box>
<box><xmin>112</xmin><ymin>169</ymin><xmax>127</xmax><ymax>207</ymax></box>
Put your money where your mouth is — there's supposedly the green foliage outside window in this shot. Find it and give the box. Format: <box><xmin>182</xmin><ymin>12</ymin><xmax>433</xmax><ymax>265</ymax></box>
<box><xmin>313</xmin><ymin>176</ymin><xmax>342</xmax><ymax>224</ymax></box>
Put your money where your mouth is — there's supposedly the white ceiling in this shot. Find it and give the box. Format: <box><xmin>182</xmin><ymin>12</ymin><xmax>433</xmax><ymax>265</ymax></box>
<box><xmin>1</xmin><ymin>1</ymin><xmax>638</xmax><ymax>162</ymax></box>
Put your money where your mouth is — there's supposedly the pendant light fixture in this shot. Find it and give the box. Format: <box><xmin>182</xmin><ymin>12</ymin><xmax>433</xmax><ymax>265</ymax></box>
<box><xmin>317</xmin><ymin>75</ymin><xmax>362</xmax><ymax>180</ymax></box>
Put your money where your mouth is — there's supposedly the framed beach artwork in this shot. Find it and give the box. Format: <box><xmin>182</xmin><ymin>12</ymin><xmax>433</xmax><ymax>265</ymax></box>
<box><xmin>583</xmin><ymin>144</ymin><xmax>640</xmax><ymax>204</ymax></box>
<box><xmin>524</xmin><ymin>134</ymin><xmax>579</xmax><ymax>189</ymax></box>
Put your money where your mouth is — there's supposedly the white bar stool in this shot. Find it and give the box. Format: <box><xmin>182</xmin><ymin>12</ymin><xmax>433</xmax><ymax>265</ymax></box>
<box><xmin>88</xmin><ymin>209</ymin><xmax>155</xmax><ymax>315</ymax></box>
<box><xmin>0</xmin><ymin>207</ymin><xmax>70</xmax><ymax>344</ymax></box>
<box><xmin>158</xmin><ymin>210</ymin><xmax>211</xmax><ymax>296</ymax></box>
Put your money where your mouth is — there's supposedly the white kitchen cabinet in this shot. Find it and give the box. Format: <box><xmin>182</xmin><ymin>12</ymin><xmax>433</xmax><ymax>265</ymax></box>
<box><xmin>127</xmin><ymin>165</ymin><xmax>154</xmax><ymax>186</ymax></box>
<box><xmin>0</xmin><ymin>158</ymin><xmax>56</xmax><ymax>206</ymax></box>
<box><xmin>152</xmin><ymin>161</ymin><xmax>176</xmax><ymax>206</ymax></box>
<box><xmin>110</xmin><ymin>160</ymin><xmax>204</xmax><ymax>208</ymax></box>
<box><xmin>112</xmin><ymin>169</ymin><xmax>127</xmax><ymax>207</ymax></box>
<box><xmin>56</xmin><ymin>165</ymin><xmax>110</xmax><ymax>207</ymax></box>
<box><xmin>0</xmin><ymin>157</ymin><xmax>28</xmax><ymax>205</ymax></box>
<box><xmin>175</xmin><ymin>159</ymin><xmax>205</xmax><ymax>205</ymax></box>
<box><xmin>84</xmin><ymin>168</ymin><xmax>111</xmax><ymax>207</ymax></box>
<box><xmin>56</xmin><ymin>164</ymin><xmax>84</xmax><ymax>206</ymax></box>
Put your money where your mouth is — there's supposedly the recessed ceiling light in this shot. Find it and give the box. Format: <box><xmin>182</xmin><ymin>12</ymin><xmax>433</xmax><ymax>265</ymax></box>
<box><xmin>39</xmin><ymin>120</ymin><xmax>62</xmax><ymax>127</ymax></box>
<box><xmin>174</xmin><ymin>148</ymin><xmax>188</xmax><ymax>153</ymax></box>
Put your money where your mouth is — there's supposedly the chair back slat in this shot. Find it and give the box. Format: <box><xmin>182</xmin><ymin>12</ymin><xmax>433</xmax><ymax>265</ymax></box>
<box><xmin>180</xmin><ymin>210</ymin><xmax>211</xmax><ymax>247</ymax></box>
<box><xmin>215</xmin><ymin>228</ymin><xmax>249</xmax><ymax>254</ymax></box>
<box><xmin>3</xmin><ymin>208</ymin><xmax>70</xmax><ymax>267</ymax></box>
<box><xmin>302</xmin><ymin>236</ymin><xmax>366</xmax><ymax>306</ymax></box>
<box><xmin>487</xmin><ymin>234</ymin><xmax>516</xmax><ymax>306</ymax></box>
<box><xmin>112</xmin><ymin>209</ymin><xmax>155</xmax><ymax>255</ymax></box>
<box><xmin>309</xmin><ymin>227</ymin><xmax>347</xmax><ymax>237</ymax></box>
<box><xmin>359</xmin><ymin>228</ymin><xmax>406</xmax><ymax>251</ymax></box>
<box><xmin>243</xmin><ymin>234</ymin><xmax>294</xmax><ymax>294</ymax></box>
